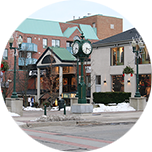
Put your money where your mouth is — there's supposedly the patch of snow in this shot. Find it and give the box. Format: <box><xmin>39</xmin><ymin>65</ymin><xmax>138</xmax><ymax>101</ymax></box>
<box><xmin>34</xmin><ymin>114</ymin><xmax>82</xmax><ymax>122</ymax></box>
<box><xmin>9</xmin><ymin>112</ymin><xmax>20</xmax><ymax>117</ymax></box>
<box><xmin>23</xmin><ymin>106</ymin><xmax>43</xmax><ymax>111</ymax></box>
<box><xmin>93</xmin><ymin>103</ymin><xmax>135</xmax><ymax>113</ymax></box>
<box><xmin>50</xmin><ymin>106</ymin><xmax>71</xmax><ymax>111</ymax></box>
<box><xmin>60</xmin><ymin>106</ymin><xmax>71</xmax><ymax>111</ymax></box>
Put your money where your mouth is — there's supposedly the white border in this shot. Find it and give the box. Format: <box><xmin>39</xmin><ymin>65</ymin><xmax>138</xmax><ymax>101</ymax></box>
<box><xmin>0</xmin><ymin>0</ymin><xmax>151</xmax><ymax>152</ymax></box>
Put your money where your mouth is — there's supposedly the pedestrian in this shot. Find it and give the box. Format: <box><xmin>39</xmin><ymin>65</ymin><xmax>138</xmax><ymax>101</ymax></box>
<box><xmin>31</xmin><ymin>97</ymin><xmax>34</xmax><ymax>107</ymax></box>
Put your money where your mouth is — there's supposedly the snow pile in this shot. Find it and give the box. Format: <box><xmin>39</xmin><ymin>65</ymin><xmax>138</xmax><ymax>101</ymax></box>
<box><xmin>61</xmin><ymin>106</ymin><xmax>71</xmax><ymax>111</ymax></box>
<box><xmin>51</xmin><ymin>106</ymin><xmax>71</xmax><ymax>111</ymax></box>
<box><xmin>9</xmin><ymin>112</ymin><xmax>20</xmax><ymax>117</ymax></box>
<box><xmin>34</xmin><ymin>114</ymin><xmax>82</xmax><ymax>122</ymax></box>
<box><xmin>23</xmin><ymin>107</ymin><xmax>43</xmax><ymax>111</ymax></box>
<box><xmin>93</xmin><ymin>103</ymin><xmax>135</xmax><ymax>113</ymax></box>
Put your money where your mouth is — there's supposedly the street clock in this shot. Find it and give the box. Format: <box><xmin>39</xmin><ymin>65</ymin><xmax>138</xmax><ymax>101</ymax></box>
<box><xmin>72</xmin><ymin>34</ymin><xmax>92</xmax><ymax>58</ymax></box>
<box><xmin>82</xmin><ymin>42</ymin><xmax>92</xmax><ymax>55</ymax></box>
<box><xmin>72</xmin><ymin>40</ymin><xmax>80</xmax><ymax>55</ymax></box>
<box><xmin>72</xmin><ymin>33</ymin><xmax>93</xmax><ymax>104</ymax></box>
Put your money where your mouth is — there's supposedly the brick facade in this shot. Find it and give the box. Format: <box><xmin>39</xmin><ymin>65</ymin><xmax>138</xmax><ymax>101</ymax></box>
<box><xmin>67</xmin><ymin>14</ymin><xmax>123</xmax><ymax>39</ymax></box>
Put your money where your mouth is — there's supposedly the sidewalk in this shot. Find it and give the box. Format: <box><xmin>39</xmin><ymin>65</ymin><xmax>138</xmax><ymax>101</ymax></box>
<box><xmin>12</xmin><ymin>110</ymin><xmax>143</xmax><ymax>128</ymax></box>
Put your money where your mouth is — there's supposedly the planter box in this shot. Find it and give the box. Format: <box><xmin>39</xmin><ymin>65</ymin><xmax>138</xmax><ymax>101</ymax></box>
<box><xmin>129</xmin><ymin>97</ymin><xmax>147</xmax><ymax>111</ymax></box>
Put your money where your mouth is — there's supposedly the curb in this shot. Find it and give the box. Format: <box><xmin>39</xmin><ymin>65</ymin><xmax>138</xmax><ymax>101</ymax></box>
<box><xmin>19</xmin><ymin>119</ymin><xmax>136</xmax><ymax>128</ymax></box>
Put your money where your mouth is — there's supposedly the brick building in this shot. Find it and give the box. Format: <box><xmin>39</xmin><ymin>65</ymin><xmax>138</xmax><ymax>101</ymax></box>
<box><xmin>2</xmin><ymin>14</ymin><xmax>123</xmax><ymax>105</ymax></box>
<box><xmin>67</xmin><ymin>14</ymin><xmax>123</xmax><ymax>40</ymax></box>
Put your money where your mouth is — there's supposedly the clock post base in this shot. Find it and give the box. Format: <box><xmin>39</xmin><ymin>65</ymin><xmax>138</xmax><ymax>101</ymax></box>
<box><xmin>78</xmin><ymin>98</ymin><xmax>86</xmax><ymax>104</ymax></box>
<box><xmin>71</xmin><ymin>103</ymin><xmax>93</xmax><ymax>114</ymax></box>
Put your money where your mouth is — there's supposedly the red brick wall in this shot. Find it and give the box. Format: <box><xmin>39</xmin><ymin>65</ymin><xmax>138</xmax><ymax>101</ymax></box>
<box><xmin>96</xmin><ymin>15</ymin><xmax>122</xmax><ymax>39</ymax></box>
<box><xmin>67</xmin><ymin>15</ymin><xmax>123</xmax><ymax>40</ymax></box>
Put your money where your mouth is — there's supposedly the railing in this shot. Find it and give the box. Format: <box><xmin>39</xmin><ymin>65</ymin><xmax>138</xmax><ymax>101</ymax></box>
<box><xmin>18</xmin><ymin>57</ymin><xmax>37</xmax><ymax>66</ymax></box>
<box><xmin>1</xmin><ymin>82</ymin><xmax>9</xmax><ymax>88</ymax></box>
<box><xmin>21</xmin><ymin>43</ymin><xmax>37</xmax><ymax>52</ymax></box>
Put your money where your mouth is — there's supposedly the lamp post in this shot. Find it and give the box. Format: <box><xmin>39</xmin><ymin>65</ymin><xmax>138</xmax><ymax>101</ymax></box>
<box><xmin>9</xmin><ymin>35</ymin><xmax>23</xmax><ymax>98</ymax></box>
<box><xmin>132</xmin><ymin>36</ymin><xmax>144</xmax><ymax>97</ymax></box>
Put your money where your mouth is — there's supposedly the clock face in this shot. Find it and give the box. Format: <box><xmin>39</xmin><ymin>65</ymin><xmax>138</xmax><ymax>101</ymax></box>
<box><xmin>82</xmin><ymin>42</ymin><xmax>92</xmax><ymax>55</ymax></box>
<box><xmin>72</xmin><ymin>42</ymin><xmax>79</xmax><ymax>55</ymax></box>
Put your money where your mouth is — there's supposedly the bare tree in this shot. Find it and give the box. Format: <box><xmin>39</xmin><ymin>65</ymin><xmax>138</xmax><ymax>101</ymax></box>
<box><xmin>40</xmin><ymin>55</ymin><xmax>59</xmax><ymax>106</ymax></box>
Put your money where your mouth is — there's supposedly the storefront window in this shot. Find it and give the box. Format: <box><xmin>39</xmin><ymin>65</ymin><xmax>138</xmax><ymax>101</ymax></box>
<box><xmin>139</xmin><ymin>46</ymin><xmax>150</xmax><ymax>64</ymax></box>
<box><xmin>112</xmin><ymin>75</ymin><xmax>124</xmax><ymax>92</ymax></box>
<box><xmin>111</xmin><ymin>47</ymin><xmax>124</xmax><ymax>66</ymax></box>
<box><xmin>139</xmin><ymin>74</ymin><xmax>151</xmax><ymax>100</ymax></box>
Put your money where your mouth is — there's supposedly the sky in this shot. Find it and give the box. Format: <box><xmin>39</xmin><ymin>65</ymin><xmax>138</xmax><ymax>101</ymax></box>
<box><xmin>29</xmin><ymin>0</ymin><xmax>133</xmax><ymax>31</ymax></box>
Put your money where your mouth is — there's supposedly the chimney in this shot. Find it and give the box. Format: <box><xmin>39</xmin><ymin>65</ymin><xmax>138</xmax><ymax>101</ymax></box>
<box><xmin>73</xmin><ymin>16</ymin><xmax>75</xmax><ymax>20</ymax></box>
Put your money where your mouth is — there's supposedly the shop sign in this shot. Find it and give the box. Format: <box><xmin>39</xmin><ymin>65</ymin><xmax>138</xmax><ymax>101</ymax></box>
<box><xmin>29</xmin><ymin>69</ymin><xmax>46</xmax><ymax>76</ymax></box>
<box><xmin>62</xmin><ymin>93</ymin><xmax>76</xmax><ymax>98</ymax></box>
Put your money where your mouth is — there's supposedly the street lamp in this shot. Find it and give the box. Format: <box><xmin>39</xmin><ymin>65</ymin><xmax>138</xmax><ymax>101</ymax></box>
<box><xmin>9</xmin><ymin>35</ymin><xmax>23</xmax><ymax>98</ymax></box>
<box><xmin>131</xmin><ymin>36</ymin><xmax>144</xmax><ymax>97</ymax></box>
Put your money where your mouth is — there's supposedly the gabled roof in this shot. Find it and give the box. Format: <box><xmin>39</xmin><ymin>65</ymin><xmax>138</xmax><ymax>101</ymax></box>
<box><xmin>36</xmin><ymin>47</ymin><xmax>76</xmax><ymax>65</ymax></box>
<box><xmin>93</xmin><ymin>28</ymin><xmax>139</xmax><ymax>47</ymax></box>
<box><xmin>49</xmin><ymin>47</ymin><xmax>76</xmax><ymax>62</ymax></box>
<box><xmin>16</xmin><ymin>18</ymin><xmax>63</xmax><ymax>37</ymax></box>
<box><xmin>79</xmin><ymin>24</ymin><xmax>99</xmax><ymax>40</ymax></box>
<box><xmin>63</xmin><ymin>27</ymin><xmax>81</xmax><ymax>38</ymax></box>
<box><xmin>16</xmin><ymin>18</ymin><xmax>99</xmax><ymax>40</ymax></box>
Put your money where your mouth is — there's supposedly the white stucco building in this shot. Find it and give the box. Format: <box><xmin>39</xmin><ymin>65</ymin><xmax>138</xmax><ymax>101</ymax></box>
<box><xmin>91</xmin><ymin>28</ymin><xmax>151</xmax><ymax>101</ymax></box>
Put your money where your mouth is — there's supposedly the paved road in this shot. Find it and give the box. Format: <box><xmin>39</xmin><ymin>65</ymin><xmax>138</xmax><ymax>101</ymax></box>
<box><xmin>22</xmin><ymin>123</ymin><xmax>134</xmax><ymax>151</ymax></box>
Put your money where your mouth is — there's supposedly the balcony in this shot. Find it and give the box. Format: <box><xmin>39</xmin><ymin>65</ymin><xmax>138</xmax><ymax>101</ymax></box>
<box><xmin>21</xmin><ymin>43</ymin><xmax>37</xmax><ymax>52</ymax></box>
<box><xmin>18</xmin><ymin>57</ymin><xmax>37</xmax><ymax>66</ymax></box>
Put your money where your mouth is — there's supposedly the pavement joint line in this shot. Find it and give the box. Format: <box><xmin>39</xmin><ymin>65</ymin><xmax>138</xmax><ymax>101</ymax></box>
<box><xmin>23</xmin><ymin>128</ymin><xmax>113</xmax><ymax>144</ymax></box>
<box><xmin>30</xmin><ymin>135</ymin><xmax>100</xmax><ymax>150</ymax></box>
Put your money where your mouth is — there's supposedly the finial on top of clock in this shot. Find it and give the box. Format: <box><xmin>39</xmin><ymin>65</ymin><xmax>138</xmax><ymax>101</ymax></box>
<box><xmin>80</xmin><ymin>32</ymin><xmax>85</xmax><ymax>39</ymax></box>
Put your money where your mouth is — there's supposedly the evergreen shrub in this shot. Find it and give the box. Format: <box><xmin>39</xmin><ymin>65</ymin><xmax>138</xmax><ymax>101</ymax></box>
<box><xmin>93</xmin><ymin>92</ymin><xmax>131</xmax><ymax>105</ymax></box>
<box><xmin>43</xmin><ymin>101</ymin><xmax>51</xmax><ymax>107</ymax></box>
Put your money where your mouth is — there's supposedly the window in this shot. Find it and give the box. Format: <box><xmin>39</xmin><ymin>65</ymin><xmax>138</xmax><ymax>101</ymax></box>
<box><xmin>73</xmin><ymin>36</ymin><xmax>80</xmax><ymax>41</ymax></box>
<box><xmin>27</xmin><ymin>52</ymin><xmax>31</xmax><ymax>58</ymax></box>
<box><xmin>96</xmin><ymin>75</ymin><xmax>101</xmax><ymax>85</ymax></box>
<box><xmin>110</xmin><ymin>24</ymin><xmax>114</xmax><ymax>29</ymax></box>
<box><xmin>86</xmin><ymin>75</ymin><xmax>91</xmax><ymax>97</ymax></box>
<box><xmin>111</xmin><ymin>75</ymin><xmax>124</xmax><ymax>92</ymax></box>
<box><xmin>139</xmin><ymin>45</ymin><xmax>150</xmax><ymax>64</ymax></box>
<box><xmin>3</xmin><ymin>49</ymin><xmax>8</xmax><ymax>60</ymax></box>
<box><xmin>66</xmin><ymin>42</ymin><xmax>72</xmax><ymax>47</ymax></box>
<box><xmin>111</xmin><ymin>47</ymin><xmax>124</xmax><ymax>66</ymax></box>
<box><xmin>139</xmin><ymin>74</ymin><xmax>151</xmax><ymax>100</ymax></box>
<box><xmin>92</xmin><ymin>22</ymin><xmax>96</xmax><ymax>28</ymax></box>
<box><xmin>52</xmin><ymin>39</ymin><xmax>60</xmax><ymax>47</ymax></box>
<box><xmin>95</xmin><ymin>75</ymin><xmax>101</xmax><ymax>92</ymax></box>
<box><xmin>43</xmin><ymin>39</ymin><xmax>47</xmax><ymax>48</ymax></box>
<box><xmin>27</xmin><ymin>37</ymin><xmax>32</xmax><ymax>43</ymax></box>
